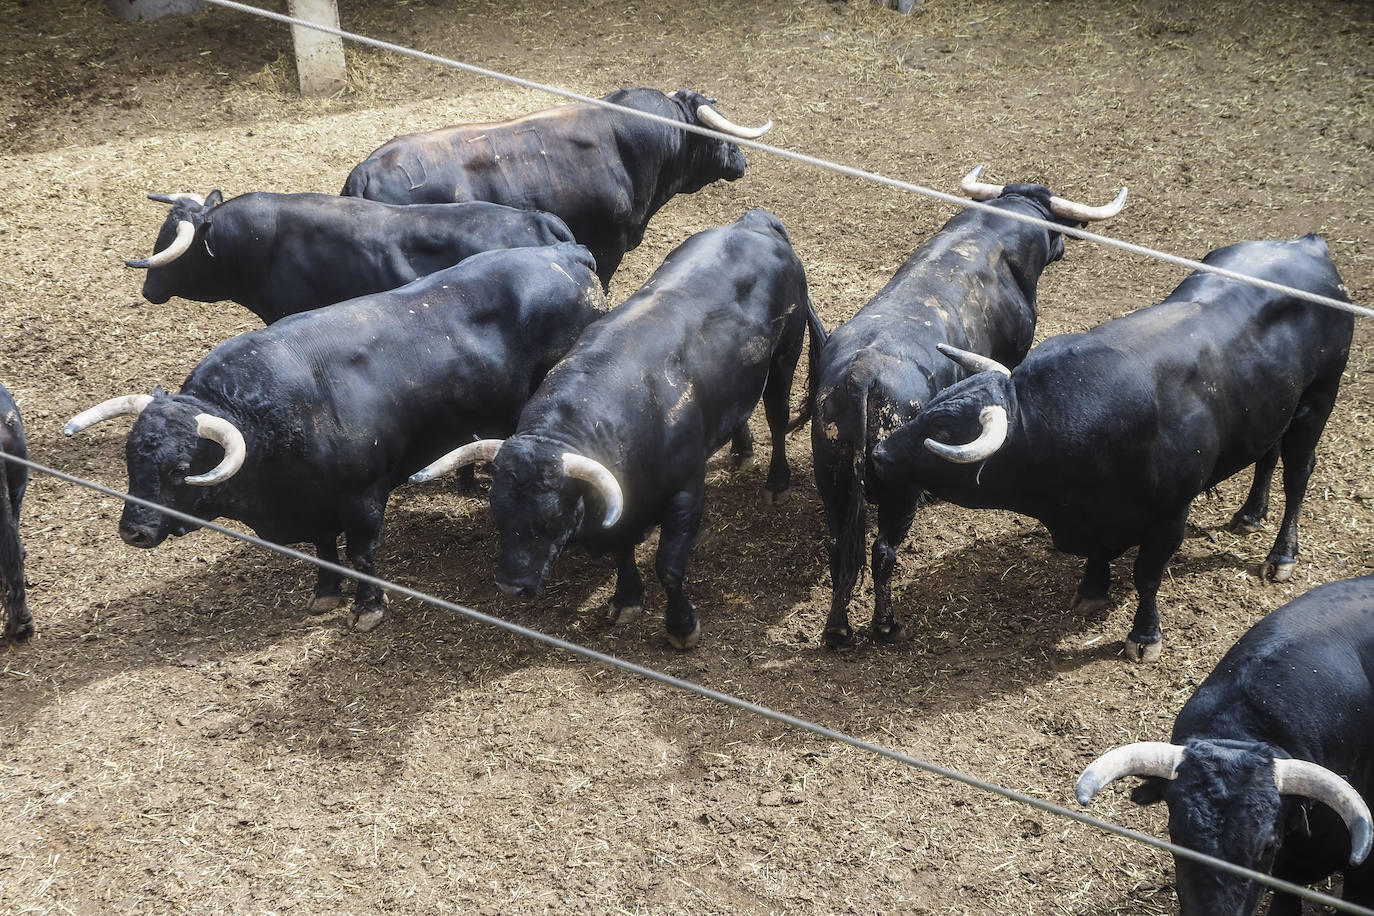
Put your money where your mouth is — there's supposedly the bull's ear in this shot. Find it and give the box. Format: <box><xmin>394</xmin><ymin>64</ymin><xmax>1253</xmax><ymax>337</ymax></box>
<box><xmin>1130</xmin><ymin>777</ymin><xmax>1167</xmax><ymax>806</ymax></box>
<box><xmin>151</xmin><ymin>384</ymin><xmax>167</xmax><ymax>398</ymax></box>
<box><xmin>205</xmin><ymin>190</ymin><xmax>224</xmax><ymax>209</ymax></box>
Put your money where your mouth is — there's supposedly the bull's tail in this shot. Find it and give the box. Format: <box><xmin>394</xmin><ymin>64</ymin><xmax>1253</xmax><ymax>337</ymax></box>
<box><xmin>0</xmin><ymin>455</ymin><xmax>29</xmax><ymax>642</ymax></box>
<box><xmin>786</xmin><ymin>298</ymin><xmax>829</xmax><ymax>434</ymax></box>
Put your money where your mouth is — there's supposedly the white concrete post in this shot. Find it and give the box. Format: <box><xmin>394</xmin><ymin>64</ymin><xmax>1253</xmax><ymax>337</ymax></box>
<box><xmin>287</xmin><ymin>0</ymin><xmax>347</xmax><ymax>98</ymax></box>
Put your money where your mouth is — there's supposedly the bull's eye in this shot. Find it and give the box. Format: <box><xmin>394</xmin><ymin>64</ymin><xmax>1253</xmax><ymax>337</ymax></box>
<box><xmin>175</xmin><ymin>461</ymin><xmax>191</xmax><ymax>473</ymax></box>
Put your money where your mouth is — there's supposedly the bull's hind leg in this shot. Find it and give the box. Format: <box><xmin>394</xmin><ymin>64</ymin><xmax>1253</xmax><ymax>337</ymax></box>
<box><xmin>307</xmin><ymin>536</ymin><xmax>346</xmax><ymax>614</ymax></box>
<box><xmin>818</xmin><ymin>450</ymin><xmax>865</xmax><ymax>649</ymax></box>
<box><xmin>1228</xmin><ymin>445</ymin><xmax>1278</xmax><ymax>533</ymax></box>
<box><xmin>870</xmin><ymin>491</ymin><xmax>919</xmax><ymax>644</ymax></box>
<box><xmin>343</xmin><ymin>494</ymin><xmax>389</xmax><ymax>633</ymax></box>
<box><xmin>760</xmin><ymin>314</ymin><xmax>806</xmax><ymax>504</ymax></box>
<box><xmin>1261</xmin><ymin>393</ymin><xmax>1339</xmax><ymax>581</ymax></box>
<box><xmin>658</xmin><ymin>486</ymin><xmax>705</xmax><ymax>650</ymax></box>
<box><xmin>1124</xmin><ymin>513</ymin><xmax>1188</xmax><ymax>663</ymax></box>
<box><xmin>605</xmin><ymin>545</ymin><xmax>645</xmax><ymax>626</ymax></box>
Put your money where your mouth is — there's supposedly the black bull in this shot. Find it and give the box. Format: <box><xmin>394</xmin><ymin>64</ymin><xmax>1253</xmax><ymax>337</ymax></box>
<box><xmin>0</xmin><ymin>382</ymin><xmax>29</xmax><ymax>643</ymax></box>
<box><xmin>1077</xmin><ymin>574</ymin><xmax>1374</xmax><ymax>916</ymax></box>
<box><xmin>812</xmin><ymin>171</ymin><xmax>1126</xmax><ymax>648</ymax></box>
<box><xmin>65</xmin><ymin>243</ymin><xmax>605</xmax><ymax>632</ymax></box>
<box><xmin>341</xmin><ymin>88</ymin><xmax>771</xmax><ymax>290</ymax></box>
<box><xmin>871</xmin><ymin>235</ymin><xmax>1354</xmax><ymax>662</ymax></box>
<box><xmin>411</xmin><ymin>209</ymin><xmax>821</xmax><ymax>649</ymax></box>
<box><xmin>127</xmin><ymin>190</ymin><xmax>575</xmax><ymax>324</ymax></box>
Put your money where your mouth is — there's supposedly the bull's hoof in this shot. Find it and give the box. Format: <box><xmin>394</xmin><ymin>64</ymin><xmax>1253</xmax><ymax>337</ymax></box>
<box><xmin>4</xmin><ymin>618</ymin><xmax>34</xmax><ymax>645</ymax></box>
<box><xmin>822</xmin><ymin>624</ymin><xmax>853</xmax><ymax>649</ymax></box>
<box><xmin>1228</xmin><ymin>516</ymin><xmax>1264</xmax><ymax>535</ymax></box>
<box><xmin>1070</xmin><ymin>591</ymin><xmax>1110</xmax><ymax>615</ymax></box>
<box><xmin>350</xmin><ymin>606</ymin><xmax>386</xmax><ymax>633</ymax></box>
<box><xmin>1124</xmin><ymin>637</ymin><xmax>1163</xmax><ymax>663</ymax></box>
<box><xmin>307</xmin><ymin>594</ymin><xmax>345</xmax><ymax>615</ymax></box>
<box><xmin>667</xmin><ymin>623</ymin><xmax>701</xmax><ymax>651</ymax></box>
<box><xmin>730</xmin><ymin>450</ymin><xmax>756</xmax><ymax>471</ymax></box>
<box><xmin>1261</xmin><ymin>557</ymin><xmax>1296</xmax><ymax>582</ymax></box>
<box><xmin>762</xmin><ymin>486</ymin><xmax>790</xmax><ymax>506</ymax></box>
<box><xmin>604</xmin><ymin>602</ymin><xmax>644</xmax><ymax>626</ymax></box>
<box><xmin>871</xmin><ymin>620</ymin><xmax>906</xmax><ymax>644</ymax></box>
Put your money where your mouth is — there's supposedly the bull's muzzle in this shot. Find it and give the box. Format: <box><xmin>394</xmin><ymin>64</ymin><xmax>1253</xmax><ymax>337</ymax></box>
<box><xmin>119</xmin><ymin>526</ymin><xmax>158</xmax><ymax>549</ymax></box>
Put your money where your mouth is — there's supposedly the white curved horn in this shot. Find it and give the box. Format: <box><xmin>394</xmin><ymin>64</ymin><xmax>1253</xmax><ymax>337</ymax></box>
<box><xmin>63</xmin><ymin>394</ymin><xmax>154</xmax><ymax>437</ymax></box>
<box><xmin>1274</xmin><ymin>758</ymin><xmax>1374</xmax><ymax>865</ymax></box>
<box><xmin>936</xmin><ymin>343</ymin><xmax>1011</xmax><ymax>377</ymax></box>
<box><xmin>1049</xmin><ymin>185</ymin><xmax>1129</xmax><ymax>223</ymax></box>
<box><xmin>410</xmin><ymin>439</ymin><xmax>504</xmax><ymax>484</ymax></box>
<box><xmin>959</xmin><ymin>165</ymin><xmax>1004</xmax><ymax>201</ymax></box>
<box><xmin>147</xmin><ymin>193</ymin><xmax>205</xmax><ymax>207</ymax></box>
<box><xmin>695</xmin><ymin>104</ymin><xmax>773</xmax><ymax>140</ymax></box>
<box><xmin>185</xmin><ymin>414</ymin><xmax>246</xmax><ymax>486</ymax></box>
<box><xmin>561</xmin><ymin>453</ymin><xmax>623</xmax><ymax>527</ymax></box>
<box><xmin>126</xmin><ymin>219</ymin><xmax>195</xmax><ymax>269</ymax></box>
<box><xmin>924</xmin><ymin>405</ymin><xmax>1009</xmax><ymax>464</ymax></box>
<box><xmin>1076</xmin><ymin>742</ymin><xmax>1185</xmax><ymax>805</ymax></box>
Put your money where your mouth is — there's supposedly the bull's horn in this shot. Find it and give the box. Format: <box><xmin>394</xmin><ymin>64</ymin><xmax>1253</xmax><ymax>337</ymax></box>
<box><xmin>696</xmin><ymin>104</ymin><xmax>773</xmax><ymax>140</ymax></box>
<box><xmin>562</xmin><ymin>453</ymin><xmax>623</xmax><ymax>527</ymax></box>
<box><xmin>936</xmin><ymin>343</ymin><xmax>1011</xmax><ymax>377</ymax></box>
<box><xmin>1049</xmin><ymin>185</ymin><xmax>1129</xmax><ymax>223</ymax></box>
<box><xmin>409</xmin><ymin>439</ymin><xmax>504</xmax><ymax>484</ymax></box>
<box><xmin>147</xmin><ymin>193</ymin><xmax>205</xmax><ymax>207</ymax></box>
<box><xmin>185</xmin><ymin>414</ymin><xmax>246</xmax><ymax>485</ymax></box>
<box><xmin>924</xmin><ymin>405</ymin><xmax>1009</xmax><ymax>464</ymax></box>
<box><xmin>63</xmin><ymin>394</ymin><xmax>154</xmax><ymax>437</ymax></box>
<box><xmin>959</xmin><ymin>165</ymin><xmax>1004</xmax><ymax>201</ymax></box>
<box><xmin>126</xmin><ymin>219</ymin><xmax>195</xmax><ymax>269</ymax></box>
<box><xmin>1274</xmin><ymin>758</ymin><xmax>1374</xmax><ymax>865</ymax></box>
<box><xmin>1075</xmin><ymin>742</ymin><xmax>1185</xmax><ymax>805</ymax></box>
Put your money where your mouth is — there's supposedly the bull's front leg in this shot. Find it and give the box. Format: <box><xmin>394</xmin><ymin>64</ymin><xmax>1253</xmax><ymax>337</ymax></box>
<box><xmin>657</xmin><ymin>486</ymin><xmax>705</xmax><ymax>650</ymax></box>
<box><xmin>0</xmin><ymin>486</ymin><xmax>30</xmax><ymax>644</ymax></box>
<box><xmin>307</xmin><ymin>535</ymin><xmax>345</xmax><ymax>614</ymax></box>
<box><xmin>605</xmin><ymin>545</ymin><xmax>645</xmax><ymax>626</ymax></box>
<box><xmin>729</xmin><ymin>423</ymin><xmax>755</xmax><ymax>470</ymax></box>
<box><xmin>1072</xmin><ymin>557</ymin><xmax>1113</xmax><ymax>615</ymax></box>
<box><xmin>1124</xmin><ymin>513</ymin><xmax>1187</xmax><ymax>663</ymax></box>
<box><xmin>343</xmin><ymin>493</ymin><xmax>389</xmax><ymax>633</ymax></box>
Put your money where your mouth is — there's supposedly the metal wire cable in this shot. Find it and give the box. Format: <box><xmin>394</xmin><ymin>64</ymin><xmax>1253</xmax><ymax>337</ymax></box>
<box><xmin>5</xmin><ymin>449</ymin><xmax>1371</xmax><ymax>914</ymax></box>
<box><xmin>199</xmin><ymin>0</ymin><xmax>1374</xmax><ymax>320</ymax></box>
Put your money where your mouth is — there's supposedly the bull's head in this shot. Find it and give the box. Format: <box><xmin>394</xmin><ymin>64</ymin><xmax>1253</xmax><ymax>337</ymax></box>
<box><xmin>1077</xmin><ymin>738</ymin><xmax>1374</xmax><ymax>916</ymax></box>
<box><xmin>670</xmin><ymin>89</ymin><xmax>772</xmax><ymax>189</ymax></box>
<box><xmin>410</xmin><ymin>437</ymin><xmax>623</xmax><ymax>598</ymax></box>
<box><xmin>64</xmin><ymin>388</ymin><xmax>245</xmax><ymax>547</ymax></box>
<box><xmin>871</xmin><ymin>345</ymin><xmax>1014</xmax><ymax>488</ymax></box>
<box><xmin>126</xmin><ymin>190</ymin><xmax>225</xmax><ymax>304</ymax></box>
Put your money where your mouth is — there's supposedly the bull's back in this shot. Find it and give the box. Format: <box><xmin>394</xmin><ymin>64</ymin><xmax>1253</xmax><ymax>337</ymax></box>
<box><xmin>527</xmin><ymin>216</ymin><xmax>804</xmax><ymax>470</ymax></box>
<box><xmin>1175</xmin><ymin>575</ymin><xmax>1374</xmax><ymax>762</ymax></box>
<box><xmin>189</xmin><ymin>245</ymin><xmax>601</xmax><ymax>469</ymax></box>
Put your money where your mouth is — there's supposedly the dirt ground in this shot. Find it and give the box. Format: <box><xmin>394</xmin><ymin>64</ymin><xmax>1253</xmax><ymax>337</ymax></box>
<box><xmin>1</xmin><ymin>0</ymin><xmax>1372</xmax><ymax>913</ymax></box>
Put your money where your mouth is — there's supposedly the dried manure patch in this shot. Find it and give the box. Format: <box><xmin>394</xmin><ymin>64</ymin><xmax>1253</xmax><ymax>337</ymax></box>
<box><xmin>2</xmin><ymin>1</ymin><xmax>1372</xmax><ymax>913</ymax></box>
